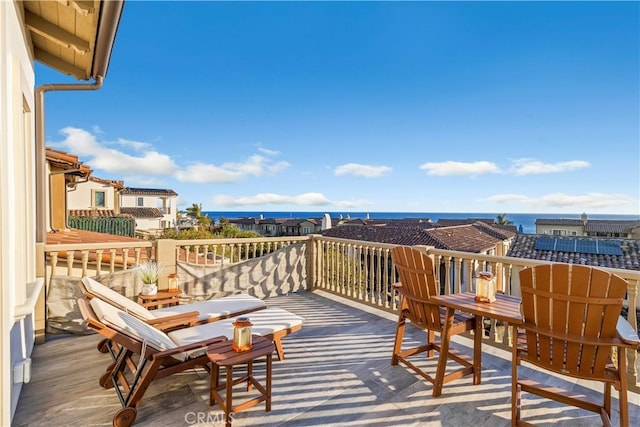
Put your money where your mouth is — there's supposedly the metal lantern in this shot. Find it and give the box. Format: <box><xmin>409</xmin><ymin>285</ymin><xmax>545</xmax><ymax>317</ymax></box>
<box><xmin>167</xmin><ymin>273</ymin><xmax>179</xmax><ymax>290</ymax></box>
<box><xmin>232</xmin><ymin>317</ymin><xmax>253</xmax><ymax>352</ymax></box>
<box><xmin>475</xmin><ymin>271</ymin><xmax>496</xmax><ymax>303</ymax></box>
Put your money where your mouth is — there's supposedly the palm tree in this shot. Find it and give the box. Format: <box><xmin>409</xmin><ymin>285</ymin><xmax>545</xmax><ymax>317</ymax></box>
<box><xmin>495</xmin><ymin>213</ymin><xmax>513</xmax><ymax>225</ymax></box>
<box><xmin>185</xmin><ymin>203</ymin><xmax>203</xmax><ymax>219</ymax></box>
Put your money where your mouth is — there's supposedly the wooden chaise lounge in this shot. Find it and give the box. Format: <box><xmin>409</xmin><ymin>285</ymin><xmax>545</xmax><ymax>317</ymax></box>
<box><xmin>79</xmin><ymin>297</ymin><xmax>227</xmax><ymax>427</ymax></box>
<box><xmin>80</xmin><ymin>296</ymin><xmax>304</xmax><ymax>426</ymax></box>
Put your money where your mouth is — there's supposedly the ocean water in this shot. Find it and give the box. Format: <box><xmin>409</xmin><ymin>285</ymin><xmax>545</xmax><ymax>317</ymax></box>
<box><xmin>203</xmin><ymin>211</ymin><xmax>639</xmax><ymax>235</ymax></box>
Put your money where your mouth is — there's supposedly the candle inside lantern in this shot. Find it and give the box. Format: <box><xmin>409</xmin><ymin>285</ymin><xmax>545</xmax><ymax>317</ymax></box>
<box><xmin>475</xmin><ymin>271</ymin><xmax>496</xmax><ymax>303</ymax></box>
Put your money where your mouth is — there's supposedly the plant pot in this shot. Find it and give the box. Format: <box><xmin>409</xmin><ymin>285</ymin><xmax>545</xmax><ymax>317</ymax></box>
<box><xmin>141</xmin><ymin>284</ymin><xmax>158</xmax><ymax>296</ymax></box>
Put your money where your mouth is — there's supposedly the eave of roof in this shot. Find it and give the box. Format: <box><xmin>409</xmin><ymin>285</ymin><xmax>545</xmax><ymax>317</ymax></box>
<box><xmin>24</xmin><ymin>0</ymin><xmax>125</xmax><ymax>80</ymax></box>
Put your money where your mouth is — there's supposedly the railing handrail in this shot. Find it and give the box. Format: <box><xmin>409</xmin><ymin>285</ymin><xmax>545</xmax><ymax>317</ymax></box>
<box><xmin>175</xmin><ymin>236</ymin><xmax>311</xmax><ymax>246</ymax></box>
<box><xmin>44</xmin><ymin>241</ymin><xmax>153</xmax><ymax>251</ymax></box>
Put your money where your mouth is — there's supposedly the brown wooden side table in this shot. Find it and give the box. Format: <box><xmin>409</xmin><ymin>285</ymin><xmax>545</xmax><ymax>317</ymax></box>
<box><xmin>207</xmin><ymin>335</ymin><xmax>275</xmax><ymax>427</ymax></box>
<box><xmin>136</xmin><ymin>288</ymin><xmax>181</xmax><ymax>309</ymax></box>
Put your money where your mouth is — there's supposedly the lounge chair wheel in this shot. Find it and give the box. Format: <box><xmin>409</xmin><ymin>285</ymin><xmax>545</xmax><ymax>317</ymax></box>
<box><xmin>113</xmin><ymin>407</ymin><xmax>136</xmax><ymax>427</ymax></box>
<box><xmin>97</xmin><ymin>339</ymin><xmax>110</xmax><ymax>353</ymax></box>
<box><xmin>99</xmin><ymin>371</ymin><xmax>113</xmax><ymax>389</ymax></box>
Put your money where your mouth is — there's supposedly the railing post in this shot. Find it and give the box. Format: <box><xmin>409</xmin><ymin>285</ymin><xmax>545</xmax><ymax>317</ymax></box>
<box><xmin>35</xmin><ymin>242</ymin><xmax>46</xmax><ymax>344</ymax></box>
<box><xmin>155</xmin><ymin>239</ymin><xmax>176</xmax><ymax>290</ymax></box>
<box><xmin>308</xmin><ymin>235</ymin><xmax>318</xmax><ymax>290</ymax></box>
<box><xmin>626</xmin><ymin>280</ymin><xmax>638</xmax><ymax>385</ymax></box>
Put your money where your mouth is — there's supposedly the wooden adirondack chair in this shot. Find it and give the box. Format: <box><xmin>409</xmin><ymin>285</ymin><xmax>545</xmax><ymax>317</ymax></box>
<box><xmin>513</xmin><ymin>264</ymin><xmax>640</xmax><ymax>426</ymax></box>
<box><xmin>390</xmin><ymin>245</ymin><xmax>482</xmax><ymax>395</ymax></box>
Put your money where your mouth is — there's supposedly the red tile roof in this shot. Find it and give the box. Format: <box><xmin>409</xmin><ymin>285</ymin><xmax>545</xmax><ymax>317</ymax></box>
<box><xmin>120</xmin><ymin>187</ymin><xmax>178</xmax><ymax>196</ymax></box>
<box><xmin>47</xmin><ymin>228</ymin><xmax>142</xmax><ymax>245</ymax></box>
<box><xmin>120</xmin><ymin>207</ymin><xmax>164</xmax><ymax>218</ymax></box>
<box><xmin>320</xmin><ymin>223</ymin><xmax>514</xmax><ymax>253</ymax></box>
<box><xmin>46</xmin><ymin>229</ymin><xmax>149</xmax><ymax>265</ymax></box>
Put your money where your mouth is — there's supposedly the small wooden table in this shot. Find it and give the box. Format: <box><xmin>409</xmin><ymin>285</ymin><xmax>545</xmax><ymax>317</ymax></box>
<box><xmin>207</xmin><ymin>335</ymin><xmax>275</xmax><ymax>427</ymax></box>
<box><xmin>430</xmin><ymin>292</ymin><xmax>523</xmax><ymax>396</ymax></box>
<box><xmin>136</xmin><ymin>289</ymin><xmax>181</xmax><ymax>309</ymax></box>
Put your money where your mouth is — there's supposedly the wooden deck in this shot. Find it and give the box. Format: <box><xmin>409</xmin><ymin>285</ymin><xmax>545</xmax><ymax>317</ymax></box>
<box><xmin>14</xmin><ymin>290</ymin><xmax>640</xmax><ymax>427</ymax></box>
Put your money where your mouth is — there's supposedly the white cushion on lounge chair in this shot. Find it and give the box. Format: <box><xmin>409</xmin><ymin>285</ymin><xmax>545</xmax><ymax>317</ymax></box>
<box><xmin>153</xmin><ymin>294</ymin><xmax>267</xmax><ymax>322</ymax></box>
<box><xmin>168</xmin><ymin>307</ymin><xmax>304</xmax><ymax>346</ymax></box>
<box><xmin>82</xmin><ymin>277</ymin><xmax>154</xmax><ymax>320</ymax></box>
<box><xmin>82</xmin><ymin>277</ymin><xmax>267</xmax><ymax>323</ymax></box>
<box><xmin>89</xmin><ymin>298</ymin><xmax>177</xmax><ymax>354</ymax></box>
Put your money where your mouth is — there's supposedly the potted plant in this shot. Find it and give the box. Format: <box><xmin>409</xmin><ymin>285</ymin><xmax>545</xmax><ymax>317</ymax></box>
<box><xmin>138</xmin><ymin>261</ymin><xmax>162</xmax><ymax>296</ymax></box>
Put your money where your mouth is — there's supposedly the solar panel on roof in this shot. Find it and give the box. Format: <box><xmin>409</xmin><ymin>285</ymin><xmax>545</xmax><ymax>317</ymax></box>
<box><xmin>534</xmin><ymin>237</ymin><xmax>622</xmax><ymax>256</ymax></box>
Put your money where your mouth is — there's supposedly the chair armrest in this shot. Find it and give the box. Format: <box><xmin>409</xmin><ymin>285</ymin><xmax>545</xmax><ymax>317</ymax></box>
<box><xmin>146</xmin><ymin>311</ymin><xmax>200</xmax><ymax>330</ymax></box>
<box><xmin>151</xmin><ymin>335</ymin><xmax>227</xmax><ymax>360</ymax></box>
<box><xmin>617</xmin><ymin>316</ymin><xmax>640</xmax><ymax>348</ymax></box>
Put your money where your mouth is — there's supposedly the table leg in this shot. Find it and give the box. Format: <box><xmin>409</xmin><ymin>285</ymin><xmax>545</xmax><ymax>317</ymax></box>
<box><xmin>433</xmin><ymin>306</ymin><xmax>454</xmax><ymax>397</ymax></box>
<box><xmin>473</xmin><ymin>315</ymin><xmax>482</xmax><ymax>385</ymax></box>
<box><xmin>225</xmin><ymin>366</ymin><xmax>233</xmax><ymax>427</ymax></box>
<box><xmin>247</xmin><ymin>360</ymin><xmax>253</xmax><ymax>391</ymax></box>
<box><xmin>266</xmin><ymin>353</ymin><xmax>272</xmax><ymax>412</ymax></box>
<box><xmin>210</xmin><ymin>363</ymin><xmax>221</xmax><ymax>406</ymax></box>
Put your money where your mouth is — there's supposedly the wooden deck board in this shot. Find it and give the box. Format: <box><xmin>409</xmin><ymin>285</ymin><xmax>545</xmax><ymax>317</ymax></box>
<box><xmin>13</xmin><ymin>290</ymin><xmax>640</xmax><ymax>427</ymax></box>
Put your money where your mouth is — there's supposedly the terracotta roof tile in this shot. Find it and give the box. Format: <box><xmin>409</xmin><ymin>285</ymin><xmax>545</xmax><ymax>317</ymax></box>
<box><xmin>120</xmin><ymin>207</ymin><xmax>164</xmax><ymax>218</ymax></box>
<box><xmin>47</xmin><ymin>228</ymin><xmax>142</xmax><ymax>244</ymax></box>
<box><xmin>320</xmin><ymin>223</ymin><xmax>510</xmax><ymax>253</ymax></box>
<box><xmin>89</xmin><ymin>176</ymin><xmax>125</xmax><ymax>189</ymax></box>
<box><xmin>120</xmin><ymin>187</ymin><xmax>178</xmax><ymax>196</ymax></box>
<box><xmin>46</xmin><ymin>229</ymin><xmax>148</xmax><ymax>265</ymax></box>
<box><xmin>436</xmin><ymin>218</ymin><xmax>494</xmax><ymax>226</ymax></box>
<box><xmin>535</xmin><ymin>219</ymin><xmax>584</xmax><ymax>226</ymax></box>
<box><xmin>583</xmin><ymin>220</ymin><xmax>640</xmax><ymax>233</ymax></box>
<box><xmin>69</xmin><ymin>209</ymin><xmax>120</xmax><ymax>217</ymax></box>
<box><xmin>428</xmin><ymin>225</ymin><xmax>503</xmax><ymax>253</ymax></box>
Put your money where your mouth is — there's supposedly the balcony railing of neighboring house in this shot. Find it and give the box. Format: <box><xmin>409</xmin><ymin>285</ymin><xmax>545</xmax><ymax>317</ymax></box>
<box><xmin>40</xmin><ymin>234</ymin><xmax>640</xmax><ymax>389</ymax></box>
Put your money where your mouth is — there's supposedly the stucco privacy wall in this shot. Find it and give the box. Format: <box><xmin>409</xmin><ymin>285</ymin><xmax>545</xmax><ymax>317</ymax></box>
<box><xmin>178</xmin><ymin>242</ymin><xmax>307</xmax><ymax>300</ymax></box>
<box><xmin>45</xmin><ymin>243</ymin><xmax>308</xmax><ymax>334</ymax></box>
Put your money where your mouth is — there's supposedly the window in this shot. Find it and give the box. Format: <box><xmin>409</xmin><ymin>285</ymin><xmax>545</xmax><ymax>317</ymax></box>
<box><xmin>137</xmin><ymin>197</ymin><xmax>144</xmax><ymax>207</ymax></box>
<box><xmin>302</xmin><ymin>227</ymin><xmax>311</xmax><ymax>234</ymax></box>
<box><xmin>93</xmin><ymin>190</ymin><xmax>106</xmax><ymax>208</ymax></box>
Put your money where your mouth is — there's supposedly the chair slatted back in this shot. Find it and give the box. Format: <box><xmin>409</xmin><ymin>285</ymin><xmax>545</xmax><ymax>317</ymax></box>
<box><xmin>519</xmin><ymin>264</ymin><xmax>626</xmax><ymax>380</ymax></box>
<box><xmin>391</xmin><ymin>246</ymin><xmax>442</xmax><ymax>331</ymax></box>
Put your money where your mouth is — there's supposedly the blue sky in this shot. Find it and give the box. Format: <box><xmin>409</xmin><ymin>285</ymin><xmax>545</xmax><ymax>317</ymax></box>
<box><xmin>37</xmin><ymin>1</ymin><xmax>639</xmax><ymax>215</ymax></box>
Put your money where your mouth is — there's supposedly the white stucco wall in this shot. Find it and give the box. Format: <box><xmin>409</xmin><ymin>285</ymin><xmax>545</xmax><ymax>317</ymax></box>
<box><xmin>121</xmin><ymin>193</ymin><xmax>177</xmax><ymax>230</ymax></box>
<box><xmin>0</xmin><ymin>2</ymin><xmax>38</xmax><ymax>424</ymax></box>
<box><xmin>67</xmin><ymin>179</ymin><xmax>117</xmax><ymax>210</ymax></box>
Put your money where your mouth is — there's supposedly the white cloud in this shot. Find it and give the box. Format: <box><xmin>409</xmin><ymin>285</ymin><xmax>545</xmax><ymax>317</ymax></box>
<box><xmin>334</xmin><ymin>163</ymin><xmax>392</xmax><ymax>177</ymax></box>
<box><xmin>419</xmin><ymin>161</ymin><xmax>500</xmax><ymax>176</ymax></box>
<box><xmin>510</xmin><ymin>158</ymin><xmax>590</xmax><ymax>175</ymax></box>
<box><xmin>51</xmin><ymin>127</ymin><xmax>291</xmax><ymax>184</ymax></box>
<box><xmin>177</xmin><ymin>155</ymin><xmax>291</xmax><ymax>183</ymax></box>
<box><xmin>54</xmin><ymin>127</ymin><xmax>177</xmax><ymax>176</ymax></box>
<box><xmin>213</xmin><ymin>192</ymin><xmax>368</xmax><ymax>208</ymax></box>
<box><xmin>175</xmin><ymin>163</ymin><xmax>243</xmax><ymax>183</ymax></box>
<box><xmin>256</xmin><ymin>146</ymin><xmax>280</xmax><ymax>156</ymax></box>
<box><xmin>484</xmin><ymin>194</ymin><xmax>530</xmax><ymax>203</ymax></box>
<box><xmin>486</xmin><ymin>192</ymin><xmax>636</xmax><ymax>210</ymax></box>
<box><xmin>113</xmin><ymin>138</ymin><xmax>152</xmax><ymax>151</ymax></box>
